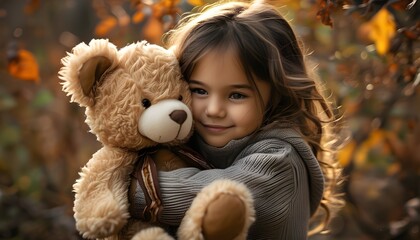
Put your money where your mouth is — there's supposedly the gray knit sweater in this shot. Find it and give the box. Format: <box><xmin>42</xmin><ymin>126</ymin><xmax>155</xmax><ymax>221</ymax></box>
<box><xmin>131</xmin><ymin>128</ymin><xmax>324</xmax><ymax>239</ymax></box>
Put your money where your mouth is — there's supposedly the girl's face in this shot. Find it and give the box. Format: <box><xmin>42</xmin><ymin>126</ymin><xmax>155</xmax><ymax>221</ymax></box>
<box><xmin>189</xmin><ymin>49</ymin><xmax>271</xmax><ymax>147</ymax></box>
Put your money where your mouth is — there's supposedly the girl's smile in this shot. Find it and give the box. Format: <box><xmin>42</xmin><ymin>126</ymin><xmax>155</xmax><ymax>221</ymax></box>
<box><xmin>199</xmin><ymin>122</ymin><xmax>233</xmax><ymax>133</ymax></box>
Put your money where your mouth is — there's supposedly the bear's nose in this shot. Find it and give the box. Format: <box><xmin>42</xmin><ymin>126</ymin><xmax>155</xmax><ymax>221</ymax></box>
<box><xmin>170</xmin><ymin>110</ymin><xmax>187</xmax><ymax>125</ymax></box>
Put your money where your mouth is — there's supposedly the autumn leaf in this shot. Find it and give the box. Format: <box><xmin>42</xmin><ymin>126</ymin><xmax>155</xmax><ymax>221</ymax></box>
<box><xmin>143</xmin><ymin>17</ymin><xmax>164</xmax><ymax>44</ymax></box>
<box><xmin>316</xmin><ymin>0</ymin><xmax>335</xmax><ymax>27</ymax></box>
<box><xmin>142</xmin><ymin>2</ymin><xmax>176</xmax><ymax>44</ymax></box>
<box><xmin>161</xmin><ymin>0</ymin><xmax>180</xmax><ymax>8</ymax></box>
<box><xmin>95</xmin><ymin>16</ymin><xmax>118</xmax><ymax>36</ymax></box>
<box><xmin>363</xmin><ymin>8</ymin><xmax>396</xmax><ymax>55</ymax></box>
<box><xmin>337</xmin><ymin>140</ymin><xmax>356</xmax><ymax>167</ymax></box>
<box><xmin>187</xmin><ymin>0</ymin><xmax>206</xmax><ymax>7</ymax></box>
<box><xmin>354</xmin><ymin>129</ymin><xmax>390</xmax><ymax>166</ymax></box>
<box><xmin>132</xmin><ymin>10</ymin><xmax>145</xmax><ymax>24</ymax></box>
<box><xmin>7</xmin><ymin>49</ymin><xmax>40</xmax><ymax>83</ymax></box>
<box><xmin>24</xmin><ymin>0</ymin><xmax>40</xmax><ymax>14</ymax></box>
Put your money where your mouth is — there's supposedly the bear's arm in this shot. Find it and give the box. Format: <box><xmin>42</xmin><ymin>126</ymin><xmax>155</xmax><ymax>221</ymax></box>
<box><xmin>73</xmin><ymin>146</ymin><xmax>138</xmax><ymax>239</ymax></box>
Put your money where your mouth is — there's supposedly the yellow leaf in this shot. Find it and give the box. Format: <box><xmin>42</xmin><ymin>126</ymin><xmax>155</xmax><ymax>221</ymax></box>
<box><xmin>95</xmin><ymin>16</ymin><xmax>117</xmax><ymax>36</ymax></box>
<box><xmin>367</xmin><ymin>9</ymin><xmax>396</xmax><ymax>55</ymax></box>
<box><xmin>354</xmin><ymin>129</ymin><xmax>386</xmax><ymax>165</ymax></box>
<box><xmin>7</xmin><ymin>49</ymin><xmax>40</xmax><ymax>83</ymax></box>
<box><xmin>337</xmin><ymin>140</ymin><xmax>356</xmax><ymax>167</ymax></box>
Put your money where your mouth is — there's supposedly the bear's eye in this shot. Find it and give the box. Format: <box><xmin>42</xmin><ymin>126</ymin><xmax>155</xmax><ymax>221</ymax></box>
<box><xmin>142</xmin><ymin>99</ymin><xmax>151</xmax><ymax>108</ymax></box>
<box><xmin>178</xmin><ymin>95</ymin><xmax>183</xmax><ymax>101</ymax></box>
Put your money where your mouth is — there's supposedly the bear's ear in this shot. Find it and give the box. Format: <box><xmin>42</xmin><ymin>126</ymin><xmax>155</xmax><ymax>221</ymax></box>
<box><xmin>78</xmin><ymin>56</ymin><xmax>112</xmax><ymax>96</ymax></box>
<box><xmin>59</xmin><ymin>39</ymin><xmax>118</xmax><ymax>107</ymax></box>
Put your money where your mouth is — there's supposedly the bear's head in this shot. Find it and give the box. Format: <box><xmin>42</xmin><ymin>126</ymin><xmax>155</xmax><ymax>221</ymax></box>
<box><xmin>59</xmin><ymin>39</ymin><xmax>192</xmax><ymax>150</ymax></box>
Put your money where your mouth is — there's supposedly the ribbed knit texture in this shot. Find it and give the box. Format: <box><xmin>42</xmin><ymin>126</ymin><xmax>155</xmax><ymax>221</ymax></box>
<box><xmin>131</xmin><ymin>128</ymin><xmax>324</xmax><ymax>239</ymax></box>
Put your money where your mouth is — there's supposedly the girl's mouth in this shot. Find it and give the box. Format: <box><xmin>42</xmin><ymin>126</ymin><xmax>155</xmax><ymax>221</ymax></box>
<box><xmin>201</xmin><ymin>123</ymin><xmax>232</xmax><ymax>133</ymax></box>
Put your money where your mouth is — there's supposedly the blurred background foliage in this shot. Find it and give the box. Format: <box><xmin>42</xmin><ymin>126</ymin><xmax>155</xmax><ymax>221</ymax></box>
<box><xmin>0</xmin><ymin>0</ymin><xmax>418</xmax><ymax>239</ymax></box>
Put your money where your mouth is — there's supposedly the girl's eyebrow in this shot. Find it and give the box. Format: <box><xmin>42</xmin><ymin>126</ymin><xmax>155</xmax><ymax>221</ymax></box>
<box><xmin>231</xmin><ymin>84</ymin><xmax>253</xmax><ymax>90</ymax></box>
<box><xmin>189</xmin><ymin>79</ymin><xmax>253</xmax><ymax>90</ymax></box>
<box><xmin>188</xmin><ymin>79</ymin><xmax>204</xmax><ymax>85</ymax></box>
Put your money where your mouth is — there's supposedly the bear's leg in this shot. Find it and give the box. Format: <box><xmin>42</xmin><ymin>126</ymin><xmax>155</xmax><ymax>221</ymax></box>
<box><xmin>178</xmin><ymin>179</ymin><xmax>255</xmax><ymax>240</ymax></box>
<box><xmin>131</xmin><ymin>227</ymin><xmax>174</xmax><ymax>240</ymax></box>
<box><xmin>202</xmin><ymin>193</ymin><xmax>246</xmax><ymax>240</ymax></box>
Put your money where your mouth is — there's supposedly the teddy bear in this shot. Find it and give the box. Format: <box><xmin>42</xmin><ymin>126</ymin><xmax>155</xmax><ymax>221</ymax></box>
<box><xmin>59</xmin><ymin>39</ymin><xmax>255</xmax><ymax>240</ymax></box>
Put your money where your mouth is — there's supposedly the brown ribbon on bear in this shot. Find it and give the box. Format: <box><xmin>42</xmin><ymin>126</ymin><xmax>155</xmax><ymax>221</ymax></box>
<box><xmin>133</xmin><ymin>148</ymin><xmax>162</xmax><ymax>223</ymax></box>
<box><xmin>131</xmin><ymin>146</ymin><xmax>213</xmax><ymax>223</ymax></box>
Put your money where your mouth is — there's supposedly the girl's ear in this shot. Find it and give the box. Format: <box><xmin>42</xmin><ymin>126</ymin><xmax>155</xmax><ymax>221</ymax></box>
<box><xmin>59</xmin><ymin>39</ymin><xmax>119</xmax><ymax>107</ymax></box>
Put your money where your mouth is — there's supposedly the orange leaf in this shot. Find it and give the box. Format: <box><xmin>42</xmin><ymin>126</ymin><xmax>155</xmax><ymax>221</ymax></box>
<box><xmin>95</xmin><ymin>16</ymin><xmax>117</xmax><ymax>36</ymax></box>
<box><xmin>7</xmin><ymin>49</ymin><xmax>40</xmax><ymax>83</ymax></box>
<box><xmin>187</xmin><ymin>0</ymin><xmax>206</xmax><ymax>7</ymax></box>
<box><xmin>161</xmin><ymin>0</ymin><xmax>180</xmax><ymax>8</ymax></box>
<box><xmin>132</xmin><ymin>10</ymin><xmax>145</xmax><ymax>24</ymax></box>
<box><xmin>24</xmin><ymin>0</ymin><xmax>40</xmax><ymax>14</ymax></box>
<box><xmin>152</xmin><ymin>3</ymin><xmax>166</xmax><ymax>18</ymax></box>
<box><xmin>143</xmin><ymin>17</ymin><xmax>164</xmax><ymax>44</ymax></box>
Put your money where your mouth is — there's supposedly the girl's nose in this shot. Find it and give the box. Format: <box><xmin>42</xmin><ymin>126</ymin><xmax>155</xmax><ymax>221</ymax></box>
<box><xmin>205</xmin><ymin>97</ymin><xmax>226</xmax><ymax>118</ymax></box>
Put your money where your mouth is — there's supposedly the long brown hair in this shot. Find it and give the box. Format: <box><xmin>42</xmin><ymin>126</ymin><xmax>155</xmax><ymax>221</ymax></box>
<box><xmin>164</xmin><ymin>0</ymin><xmax>344</xmax><ymax>235</ymax></box>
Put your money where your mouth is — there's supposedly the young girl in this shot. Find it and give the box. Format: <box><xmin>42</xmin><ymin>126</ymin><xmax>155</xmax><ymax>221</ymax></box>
<box><xmin>131</xmin><ymin>0</ymin><xmax>343</xmax><ymax>238</ymax></box>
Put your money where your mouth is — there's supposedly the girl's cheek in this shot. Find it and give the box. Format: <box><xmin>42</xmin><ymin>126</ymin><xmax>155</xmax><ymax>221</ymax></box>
<box><xmin>191</xmin><ymin>100</ymin><xmax>203</xmax><ymax>117</ymax></box>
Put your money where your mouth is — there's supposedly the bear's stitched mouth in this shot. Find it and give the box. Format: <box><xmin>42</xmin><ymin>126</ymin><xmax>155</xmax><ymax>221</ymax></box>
<box><xmin>175</xmin><ymin>124</ymin><xmax>186</xmax><ymax>140</ymax></box>
<box><xmin>152</xmin><ymin>124</ymin><xmax>183</xmax><ymax>143</ymax></box>
<box><xmin>176</xmin><ymin>124</ymin><xmax>182</xmax><ymax>140</ymax></box>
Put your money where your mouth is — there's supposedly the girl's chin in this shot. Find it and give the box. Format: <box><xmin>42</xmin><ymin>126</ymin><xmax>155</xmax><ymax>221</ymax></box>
<box><xmin>201</xmin><ymin>136</ymin><xmax>230</xmax><ymax>148</ymax></box>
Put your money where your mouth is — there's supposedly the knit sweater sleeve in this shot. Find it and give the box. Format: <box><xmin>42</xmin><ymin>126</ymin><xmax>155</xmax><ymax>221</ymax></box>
<box><xmin>153</xmin><ymin>138</ymin><xmax>312</xmax><ymax>239</ymax></box>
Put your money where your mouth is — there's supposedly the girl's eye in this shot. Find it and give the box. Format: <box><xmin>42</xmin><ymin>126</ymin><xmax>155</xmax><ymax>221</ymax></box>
<box><xmin>190</xmin><ymin>88</ymin><xmax>207</xmax><ymax>95</ymax></box>
<box><xmin>230</xmin><ymin>93</ymin><xmax>247</xmax><ymax>100</ymax></box>
<box><xmin>142</xmin><ymin>98</ymin><xmax>151</xmax><ymax>108</ymax></box>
